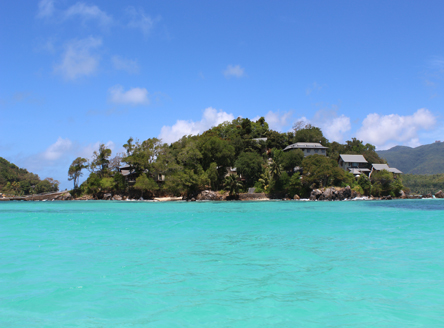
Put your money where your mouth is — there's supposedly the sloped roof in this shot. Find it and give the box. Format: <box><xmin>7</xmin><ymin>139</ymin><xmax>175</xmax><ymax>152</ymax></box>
<box><xmin>284</xmin><ymin>142</ymin><xmax>327</xmax><ymax>151</ymax></box>
<box><xmin>372</xmin><ymin>164</ymin><xmax>390</xmax><ymax>170</ymax></box>
<box><xmin>120</xmin><ymin>169</ymin><xmax>133</xmax><ymax>176</ymax></box>
<box><xmin>339</xmin><ymin>154</ymin><xmax>367</xmax><ymax>163</ymax></box>
<box><xmin>372</xmin><ymin>164</ymin><xmax>403</xmax><ymax>174</ymax></box>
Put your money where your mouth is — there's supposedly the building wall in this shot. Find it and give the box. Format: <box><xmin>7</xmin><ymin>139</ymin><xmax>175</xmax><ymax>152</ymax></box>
<box><xmin>302</xmin><ymin>148</ymin><xmax>326</xmax><ymax>157</ymax></box>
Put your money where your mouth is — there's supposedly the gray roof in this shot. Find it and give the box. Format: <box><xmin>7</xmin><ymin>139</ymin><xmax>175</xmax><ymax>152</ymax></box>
<box><xmin>284</xmin><ymin>142</ymin><xmax>327</xmax><ymax>151</ymax></box>
<box><xmin>372</xmin><ymin>164</ymin><xmax>390</xmax><ymax>170</ymax></box>
<box><xmin>372</xmin><ymin>164</ymin><xmax>402</xmax><ymax>174</ymax></box>
<box><xmin>339</xmin><ymin>154</ymin><xmax>368</xmax><ymax>163</ymax></box>
<box><xmin>120</xmin><ymin>169</ymin><xmax>133</xmax><ymax>176</ymax></box>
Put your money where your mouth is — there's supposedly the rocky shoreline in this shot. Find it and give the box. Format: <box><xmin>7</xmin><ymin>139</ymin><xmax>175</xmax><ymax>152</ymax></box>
<box><xmin>2</xmin><ymin>187</ymin><xmax>444</xmax><ymax>202</ymax></box>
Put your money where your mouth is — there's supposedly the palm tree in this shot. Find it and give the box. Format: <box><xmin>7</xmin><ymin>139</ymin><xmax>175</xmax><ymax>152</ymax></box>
<box><xmin>224</xmin><ymin>174</ymin><xmax>243</xmax><ymax>197</ymax></box>
<box><xmin>269</xmin><ymin>159</ymin><xmax>283</xmax><ymax>180</ymax></box>
<box><xmin>269</xmin><ymin>149</ymin><xmax>283</xmax><ymax>180</ymax></box>
<box><xmin>258</xmin><ymin>167</ymin><xmax>271</xmax><ymax>191</ymax></box>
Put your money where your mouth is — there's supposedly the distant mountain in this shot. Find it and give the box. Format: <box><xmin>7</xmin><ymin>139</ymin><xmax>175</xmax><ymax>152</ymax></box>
<box><xmin>377</xmin><ymin>142</ymin><xmax>444</xmax><ymax>174</ymax></box>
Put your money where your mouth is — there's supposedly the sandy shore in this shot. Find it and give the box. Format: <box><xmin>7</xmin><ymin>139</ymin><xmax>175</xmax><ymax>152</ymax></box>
<box><xmin>153</xmin><ymin>197</ymin><xmax>183</xmax><ymax>202</ymax></box>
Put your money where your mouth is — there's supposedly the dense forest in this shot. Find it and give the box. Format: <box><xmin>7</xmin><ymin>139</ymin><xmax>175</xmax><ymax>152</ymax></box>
<box><xmin>402</xmin><ymin>174</ymin><xmax>444</xmax><ymax>195</ymax></box>
<box><xmin>70</xmin><ymin>117</ymin><xmax>406</xmax><ymax>199</ymax></box>
<box><xmin>0</xmin><ymin>157</ymin><xmax>59</xmax><ymax>196</ymax></box>
<box><xmin>377</xmin><ymin>142</ymin><xmax>444</xmax><ymax>174</ymax></box>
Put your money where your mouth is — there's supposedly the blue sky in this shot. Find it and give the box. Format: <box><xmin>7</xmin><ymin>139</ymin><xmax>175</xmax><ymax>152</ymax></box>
<box><xmin>1</xmin><ymin>0</ymin><xmax>444</xmax><ymax>189</ymax></box>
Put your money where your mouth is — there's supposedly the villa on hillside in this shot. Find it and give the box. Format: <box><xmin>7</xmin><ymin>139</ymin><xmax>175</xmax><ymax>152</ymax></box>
<box><xmin>118</xmin><ymin>166</ymin><xmax>165</xmax><ymax>183</ymax></box>
<box><xmin>338</xmin><ymin>154</ymin><xmax>370</xmax><ymax>176</ymax></box>
<box><xmin>370</xmin><ymin>164</ymin><xmax>402</xmax><ymax>177</ymax></box>
<box><xmin>225</xmin><ymin>167</ymin><xmax>238</xmax><ymax>177</ymax></box>
<box><xmin>119</xmin><ymin>166</ymin><xmax>137</xmax><ymax>183</ymax></box>
<box><xmin>283</xmin><ymin>142</ymin><xmax>327</xmax><ymax>156</ymax></box>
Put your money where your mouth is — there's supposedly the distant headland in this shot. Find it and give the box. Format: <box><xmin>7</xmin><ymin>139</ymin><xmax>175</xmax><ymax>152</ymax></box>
<box><xmin>2</xmin><ymin>117</ymin><xmax>444</xmax><ymax>202</ymax></box>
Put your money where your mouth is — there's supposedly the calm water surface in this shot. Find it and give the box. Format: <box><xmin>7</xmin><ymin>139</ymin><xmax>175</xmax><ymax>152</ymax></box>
<box><xmin>1</xmin><ymin>200</ymin><xmax>443</xmax><ymax>327</ymax></box>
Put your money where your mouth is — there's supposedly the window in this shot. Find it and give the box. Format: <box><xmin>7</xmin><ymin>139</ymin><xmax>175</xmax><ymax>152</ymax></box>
<box><xmin>315</xmin><ymin>149</ymin><xmax>318</xmax><ymax>153</ymax></box>
<box><xmin>307</xmin><ymin>149</ymin><xmax>311</xmax><ymax>153</ymax></box>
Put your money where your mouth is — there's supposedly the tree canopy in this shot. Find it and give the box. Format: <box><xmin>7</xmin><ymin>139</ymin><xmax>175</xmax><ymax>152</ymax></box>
<box><xmin>72</xmin><ymin>116</ymin><xmax>404</xmax><ymax>199</ymax></box>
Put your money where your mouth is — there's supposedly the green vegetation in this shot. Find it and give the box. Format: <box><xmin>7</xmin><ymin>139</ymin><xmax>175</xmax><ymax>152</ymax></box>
<box><xmin>377</xmin><ymin>142</ymin><xmax>444</xmax><ymax>174</ymax></box>
<box><xmin>72</xmin><ymin>117</ymin><xmax>404</xmax><ymax>199</ymax></box>
<box><xmin>0</xmin><ymin>157</ymin><xmax>59</xmax><ymax>196</ymax></box>
<box><xmin>68</xmin><ymin>157</ymin><xmax>88</xmax><ymax>189</ymax></box>
<box><xmin>402</xmin><ymin>174</ymin><xmax>444</xmax><ymax>195</ymax></box>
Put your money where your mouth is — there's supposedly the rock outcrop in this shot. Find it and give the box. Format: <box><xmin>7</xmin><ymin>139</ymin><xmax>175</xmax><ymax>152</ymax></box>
<box><xmin>310</xmin><ymin>189</ymin><xmax>323</xmax><ymax>200</ymax></box>
<box><xmin>309</xmin><ymin>186</ymin><xmax>360</xmax><ymax>201</ymax></box>
<box><xmin>239</xmin><ymin>193</ymin><xmax>269</xmax><ymax>201</ymax></box>
<box><xmin>55</xmin><ymin>192</ymin><xmax>73</xmax><ymax>200</ymax></box>
<box><xmin>293</xmin><ymin>194</ymin><xmax>300</xmax><ymax>200</ymax></box>
<box><xmin>103</xmin><ymin>193</ymin><xmax>112</xmax><ymax>200</ymax></box>
<box><xmin>75</xmin><ymin>194</ymin><xmax>94</xmax><ymax>200</ymax></box>
<box><xmin>112</xmin><ymin>195</ymin><xmax>123</xmax><ymax>200</ymax></box>
<box><xmin>435</xmin><ymin>190</ymin><xmax>444</xmax><ymax>198</ymax></box>
<box><xmin>196</xmin><ymin>190</ymin><xmax>224</xmax><ymax>201</ymax></box>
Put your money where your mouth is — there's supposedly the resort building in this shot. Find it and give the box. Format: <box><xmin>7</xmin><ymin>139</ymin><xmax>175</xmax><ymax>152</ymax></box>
<box><xmin>118</xmin><ymin>166</ymin><xmax>137</xmax><ymax>183</ymax></box>
<box><xmin>252</xmin><ymin>137</ymin><xmax>267</xmax><ymax>142</ymax></box>
<box><xmin>283</xmin><ymin>142</ymin><xmax>327</xmax><ymax>157</ymax></box>
<box><xmin>225</xmin><ymin>167</ymin><xmax>238</xmax><ymax>177</ymax></box>
<box><xmin>370</xmin><ymin>164</ymin><xmax>403</xmax><ymax>177</ymax></box>
<box><xmin>338</xmin><ymin>154</ymin><xmax>370</xmax><ymax>176</ymax></box>
<box><xmin>118</xmin><ymin>166</ymin><xmax>165</xmax><ymax>183</ymax></box>
<box><xmin>154</xmin><ymin>174</ymin><xmax>165</xmax><ymax>182</ymax></box>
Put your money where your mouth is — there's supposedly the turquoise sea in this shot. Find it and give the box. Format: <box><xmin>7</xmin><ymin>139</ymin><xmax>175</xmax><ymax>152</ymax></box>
<box><xmin>1</xmin><ymin>200</ymin><xmax>444</xmax><ymax>327</ymax></box>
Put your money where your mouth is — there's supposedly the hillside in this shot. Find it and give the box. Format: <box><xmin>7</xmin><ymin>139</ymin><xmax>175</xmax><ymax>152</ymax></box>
<box><xmin>377</xmin><ymin>142</ymin><xmax>444</xmax><ymax>174</ymax></box>
<box><xmin>0</xmin><ymin>157</ymin><xmax>58</xmax><ymax>195</ymax></box>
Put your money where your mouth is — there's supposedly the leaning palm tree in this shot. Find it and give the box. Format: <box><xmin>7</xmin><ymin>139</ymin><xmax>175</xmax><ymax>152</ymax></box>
<box><xmin>224</xmin><ymin>174</ymin><xmax>243</xmax><ymax>197</ymax></box>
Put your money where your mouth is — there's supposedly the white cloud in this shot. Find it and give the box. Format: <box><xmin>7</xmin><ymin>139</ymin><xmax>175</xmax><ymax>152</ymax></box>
<box><xmin>293</xmin><ymin>108</ymin><xmax>351</xmax><ymax>142</ymax></box>
<box><xmin>223</xmin><ymin>65</ymin><xmax>245</xmax><ymax>78</ymax></box>
<box><xmin>356</xmin><ymin>108</ymin><xmax>436</xmax><ymax>149</ymax></box>
<box><xmin>312</xmin><ymin>109</ymin><xmax>351</xmax><ymax>142</ymax></box>
<box><xmin>109</xmin><ymin>85</ymin><xmax>149</xmax><ymax>105</ymax></box>
<box><xmin>37</xmin><ymin>0</ymin><xmax>55</xmax><ymax>18</ymax></box>
<box><xmin>323</xmin><ymin>115</ymin><xmax>351</xmax><ymax>142</ymax></box>
<box><xmin>42</xmin><ymin>137</ymin><xmax>73</xmax><ymax>161</ymax></box>
<box><xmin>126</xmin><ymin>7</ymin><xmax>159</xmax><ymax>35</ymax></box>
<box><xmin>54</xmin><ymin>37</ymin><xmax>102</xmax><ymax>80</ymax></box>
<box><xmin>256</xmin><ymin>110</ymin><xmax>292</xmax><ymax>131</ymax></box>
<box><xmin>159</xmin><ymin>107</ymin><xmax>235</xmax><ymax>144</ymax></box>
<box><xmin>64</xmin><ymin>2</ymin><xmax>112</xmax><ymax>26</ymax></box>
<box><xmin>111</xmin><ymin>56</ymin><xmax>140</xmax><ymax>74</ymax></box>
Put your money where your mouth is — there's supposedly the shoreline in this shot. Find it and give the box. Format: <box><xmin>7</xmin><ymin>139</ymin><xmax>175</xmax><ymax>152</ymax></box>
<box><xmin>1</xmin><ymin>195</ymin><xmax>440</xmax><ymax>202</ymax></box>
<box><xmin>2</xmin><ymin>188</ymin><xmax>442</xmax><ymax>203</ymax></box>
